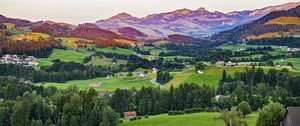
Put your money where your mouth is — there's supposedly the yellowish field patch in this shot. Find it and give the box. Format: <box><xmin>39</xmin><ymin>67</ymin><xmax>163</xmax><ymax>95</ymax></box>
<box><xmin>266</xmin><ymin>16</ymin><xmax>300</xmax><ymax>25</ymax></box>
<box><xmin>246</xmin><ymin>32</ymin><xmax>289</xmax><ymax>39</ymax></box>
<box><xmin>3</xmin><ymin>23</ymin><xmax>14</xmax><ymax>29</ymax></box>
<box><xmin>12</xmin><ymin>32</ymin><xmax>50</xmax><ymax>41</ymax></box>
<box><xmin>114</xmin><ymin>38</ymin><xmax>144</xmax><ymax>46</ymax></box>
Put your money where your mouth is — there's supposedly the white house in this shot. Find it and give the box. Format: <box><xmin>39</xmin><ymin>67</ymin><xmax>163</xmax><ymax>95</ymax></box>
<box><xmin>216</xmin><ymin>61</ymin><xmax>225</xmax><ymax>65</ymax></box>
<box><xmin>197</xmin><ymin>70</ymin><xmax>204</xmax><ymax>74</ymax></box>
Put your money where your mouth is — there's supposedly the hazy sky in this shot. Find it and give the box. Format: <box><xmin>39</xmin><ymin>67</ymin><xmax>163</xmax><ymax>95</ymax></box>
<box><xmin>0</xmin><ymin>0</ymin><xmax>299</xmax><ymax>24</ymax></box>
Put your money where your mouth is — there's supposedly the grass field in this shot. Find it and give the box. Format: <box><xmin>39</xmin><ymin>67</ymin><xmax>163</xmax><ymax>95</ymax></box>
<box><xmin>120</xmin><ymin>112</ymin><xmax>258</xmax><ymax>126</ymax></box>
<box><xmin>287</xmin><ymin>58</ymin><xmax>300</xmax><ymax>70</ymax></box>
<box><xmin>35</xmin><ymin>75</ymin><xmax>155</xmax><ymax>91</ymax></box>
<box><xmin>37</xmin><ymin>49</ymin><xmax>91</xmax><ymax>67</ymax></box>
<box><xmin>140</xmin><ymin>46</ymin><xmax>168</xmax><ymax>55</ymax></box>
<box><xmin>87</xmin><ymin>57</ymin><xmax>127</xmax><ymax>66</ymax></box>
<box><xmin>97</xmin><ymin>47</ymin><xmax>135</xmax><ymax>55</ymax></box>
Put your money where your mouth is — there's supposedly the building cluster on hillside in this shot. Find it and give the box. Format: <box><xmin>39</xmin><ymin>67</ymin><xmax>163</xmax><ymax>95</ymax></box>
<box><xmin>215</xmin><ymin>61</ymin><xmax>237</xmax><ymax>66</ymax></box>
<box><xmin>287</xmin><ymin>48</ymin><xmax>300</xmax><ymax>52</ymax></box>
<box><xmin>0</xmin><ymin>54</ymin><xmax>39</xmax><ymax>67</ymax></box>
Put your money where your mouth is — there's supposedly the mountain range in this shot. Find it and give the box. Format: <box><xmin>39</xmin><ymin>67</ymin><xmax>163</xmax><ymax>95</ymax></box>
<box><xmin>214</xmin><ymin>5</ymin><xmax>300</xmax><ymax>42</ymax></box>
<box><xmin>95</xmin><ymin>2</ymin><xmax>300</xmax><ymax>38</ymax></box>
<box><xmin>0</xmin><ymin>2</ymin><xmax>300</xmax><ymax>42</ymax></box>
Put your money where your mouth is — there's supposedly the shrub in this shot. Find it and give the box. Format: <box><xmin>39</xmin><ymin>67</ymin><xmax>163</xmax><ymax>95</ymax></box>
<box><xmin>145</xmin><ymin>115</ymin><xmax>149</xmax><ymax>118</ymax></box>
<box><xmin>137</xmin><ymin>116</ymin><xmax>142</xmax><ymax>119</ymax></box>
<box><xmin>237</xmin><ymin>101</ymin><xmax>252</xmax><ymax>117</ymax></box>
<box><xmin>129</xmin><ymin>117</ymin><xmax>137</xmax><ymax>121</ymax></box>
<box><xmin>212</xmin><ymin>107</ymin><xmax>220</xmax><ymax>112</ymax></box>
<box><xmin>205</xmin><ymin>107</ymin><xmax>212</xmax><ymax>112</ymax></box>
<box><xmin>118</xmin><ymin>120</ymin><xmax>123</xmax><ymax>123</ymax></box>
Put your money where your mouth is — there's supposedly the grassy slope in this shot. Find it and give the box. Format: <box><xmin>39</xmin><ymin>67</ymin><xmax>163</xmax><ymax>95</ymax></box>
<box><xmin>87</xmin><ymin>57</ymin><xmax>127</xmax><ymax>66</ymax></box>
<box><xmin>37</xmin><ymin>49</ymin><xmax>91</xmax><ymax>67</ymax></box>
<box><xmin>120</xmin><ymin>112</ymin><xmax>258</xmax><ymax>126</ymax></box>
<box><xmin>97</xmin><ymin>47</ymin><xmax>135</xmax><ymax>55</ymax></box>
<box><xmin>287</xmin><ymin>58</ymin><xmax>300</xmax><ymax>70</ymax></box>
<box><xmin>164</xmin><ymin>66</ymin><xmax>299</xmax><ymax>89</ymax></box>
<box><xmin>165</xmin><ymin>66</ymin><xmax>247</xmax><ymax>89</ymax></box>
<box><xmin>35</xmin><ymin>75</ymin><xmax>155</xmax><ymax>91</ymax></box>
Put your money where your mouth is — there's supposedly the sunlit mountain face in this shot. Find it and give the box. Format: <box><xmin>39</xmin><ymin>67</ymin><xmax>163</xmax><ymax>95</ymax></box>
<box><xmin>95</xmin><ymin>2</ymin><xmax>300</xmax><ymax>38</ymax></box>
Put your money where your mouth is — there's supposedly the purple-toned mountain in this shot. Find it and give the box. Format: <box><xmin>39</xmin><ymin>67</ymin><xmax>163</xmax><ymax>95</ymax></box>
<box><xmin>95</xmin><ymin>2</ymin><xmax>300</xmax><ymax>37</ymax></box>
<box><xmin>213</xmin><ymin>5</ymin><xmax>300</xmax><ymax>42</ymax></box>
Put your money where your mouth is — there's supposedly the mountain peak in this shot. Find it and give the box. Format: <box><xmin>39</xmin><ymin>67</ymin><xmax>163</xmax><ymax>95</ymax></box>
<box><xmin>108</xmin><ymin>12</ymin><xmax>134</xmax><ymax>20</ymax></box>
<box><xmin>174</xmin><ymin>8</ymin><xmax>192</xmax><ymax>14</ymax></box>
<box><xmin>197</xmin><ymin>7</ymin><xmax>207</xmax><ymax>11</ymax></box>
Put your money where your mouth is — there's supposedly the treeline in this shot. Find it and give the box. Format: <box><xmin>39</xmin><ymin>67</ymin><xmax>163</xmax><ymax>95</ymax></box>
<box><xmin>0</xmin><ymin>60</ymin><xmax>121</xmax><ymax>83</ymax></box>
<box><xmin>84</xmin><ymin>51</ymin><xmax>185</xmax><ymax>71</ymax></box>
<box><xmin>247</xmin><ymin>37</ymin><xmax>300</xmax><ymax>47</ymax></box>
<box><xmin>0</xmin><ymin>76</ymin><xmax>119</xmax><ymax>126</ymax></box>
<box><xmin>159</xmin><ymin>45</ymin><xmax>232</xmax><ymax>62</ymax></box>
<box><xmin>110</xmin><ymin>84</ymin><xmax>216</xmax><ymax>116</ymax></box>
<box><xmin>231</xmin><ymin>54</ymin><xmax>287</xmax><ymax>62</ymax></box>
<box><xmin>218</xmin><ymin>66</ymin><xmax>300</xmax><ymax>111</ymax></box>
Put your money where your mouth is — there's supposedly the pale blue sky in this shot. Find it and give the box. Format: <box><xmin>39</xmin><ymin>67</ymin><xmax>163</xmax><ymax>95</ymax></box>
<box><xmin>0</xmin><ymin>0</ymin><xmax>299</xmax><ymax>24</ymax></box>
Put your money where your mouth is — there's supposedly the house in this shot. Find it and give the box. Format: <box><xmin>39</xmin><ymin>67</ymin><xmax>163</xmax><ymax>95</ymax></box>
<box><xmin>197</xmin><ymin>70</ymin><xmax>204</xmax><ymax>74</ymax></box>
<box><xmin>225</xmin><ymin>61</ymin><xmax>236</xmax><ymax>66</ymax></box>
<box><xmin>21</xmin><ymin>27</ymin><xmax>32</xmax><ymax>33</ymax></box>
<box><xmin>89</xmin><ymin>82</ymin><xmax>101</xmax><ymax>87</ymax></box>
<box><xmin>98</xmin><ymin>89</ymin><xmax>109</xmax><ymax>97</ymax></box>
<box><xmin>24</xmin><ymin>80</ymin><xmax>33</xmax><ymax>84</ymax></box>
<box><xmin>106</xmin><ymin>75</ymin><xmax>113</xmax><ymax>79</ymax></box>
<box><xmin>215</xmin><ymin>94</ymin><xmax>230</xmax><ymax>102</ymax></box>
<box><xmin>124</xmin><ymin>111</ymin><xmax>137</xmax><ymax>119</ymax></box>
<box><xmin>149</xmin><ymin>68</ymin><xmax>158</xmax><ymax>73</ymax></box>
<box><xmin>215</xmin><ymin>61</ymin><xmax>225</xmax><ymax>65</ymax></box>
<box><xmin>135</xmin><ymin>72</ymin><xmax>146</xmax><ymax>77</ymax></box>
<box><xmin>282</xmin><ymin>107</ymin><xmax>300</xmax><ymax>126</ymax></box>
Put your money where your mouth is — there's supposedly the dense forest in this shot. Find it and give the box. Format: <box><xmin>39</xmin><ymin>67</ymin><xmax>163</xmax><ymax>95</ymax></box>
<box><xmin>1</xmin><ymin>66</ymin><xmax>299</xmax><ymax>126</ymax></box>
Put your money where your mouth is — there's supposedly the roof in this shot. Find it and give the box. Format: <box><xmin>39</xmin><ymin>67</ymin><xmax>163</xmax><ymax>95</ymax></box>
<box><xmin>99</xmin><ymin>89</ymin><xmax>108</xmax><ymax>93</ymax></box>
<box><xmin>283</xmin><ymin>107</ymin><xmax>300</xmax><ymax>126</ymax></box>
<box><xmin>124</xmin><ymin>111</ymin><xmax>137</xmax><ymax>116</ymax></box>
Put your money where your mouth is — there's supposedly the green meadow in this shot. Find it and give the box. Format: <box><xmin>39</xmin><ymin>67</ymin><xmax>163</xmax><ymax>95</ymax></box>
<box><xmin>120</xmin><ymin>112</ymin><xmax>258</xmax><ymax>126</ymax></box>
<box><xmin>287</xmin><ymin>58</ymin><xmax>300</xmax><ymax>70</ymax></box>
<box><xmin>164</xmin><ymin>66</ymin><xmax>248</xmax><ymax>89</ymax></box>
<box><xmin>35</xmin><ymin>75</ymin><xmax>155</xmax><ymax>91</ymax></box>
<box><xmin>97</xmin><ymin>47</ymin><xmax>135</xmax><ymax>55</ymax></box>
<box><xmin>37</xmin><ymin>49</ymin><xmax>91</xmax><ymax>67</ymax></box>
<box><xmin>87</xmin><ymin>57</ymin><xmax>127</xmax><ymax>66</ymax></box>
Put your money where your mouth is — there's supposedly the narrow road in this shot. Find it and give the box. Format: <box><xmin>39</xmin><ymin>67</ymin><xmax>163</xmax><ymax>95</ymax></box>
<box><xmin>150</xmin><ymin>77</ymin><xmax>163</xmax><ymax>90</ymax></box>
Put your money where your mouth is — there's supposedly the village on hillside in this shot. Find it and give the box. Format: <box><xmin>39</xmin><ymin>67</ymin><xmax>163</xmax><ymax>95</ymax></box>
<box><xmin>0</xmin><ymin>54</ymin><xmax>39</xmax><ymax>67</ymax></box>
